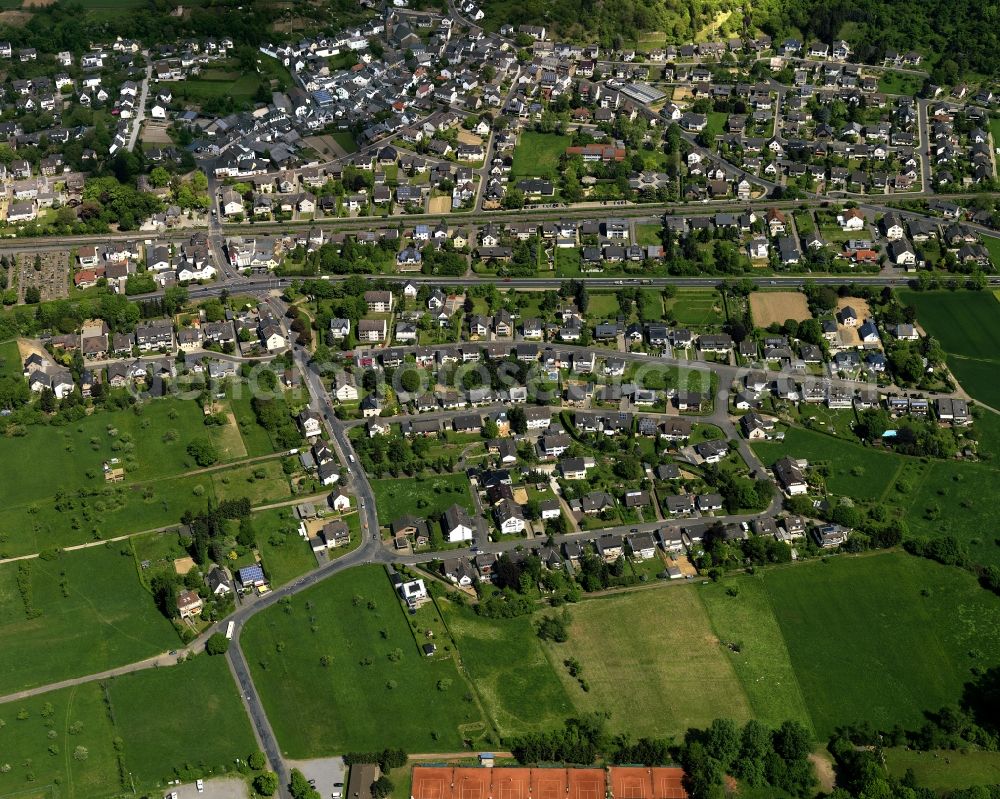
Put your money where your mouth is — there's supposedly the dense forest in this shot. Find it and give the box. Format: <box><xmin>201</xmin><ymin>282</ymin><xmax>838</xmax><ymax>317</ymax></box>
<box><xmin>483</xmin><ymin>0</ymin><xmax>997</xmax><ymax>80</ymax></box>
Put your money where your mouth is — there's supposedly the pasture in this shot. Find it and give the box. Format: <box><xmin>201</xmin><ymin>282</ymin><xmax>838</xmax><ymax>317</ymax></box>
<box><xmin>698</xmin><ymin>578</ymin><xmax>814</xmax><ymax>733</ymax></box>
<box><xmin>762</xmin><ymin>553</ymin><xmax>1000</xmax><ymax>737</ymax></box>
<box><xmin>438</xmin><ymin>599</ymin><xmax>575</xmax><ymax>735</ymax></box>
<box><xmin>0</xmin><ymin>682</ymin><xmax>120</xmax><ymax>799</ymax></box>
<box><xmin>108</xmin><ymin>655</ymin><xmax>257</xmax><ymax>790</ymax></box>
<box><xmin>544</xmin><ymin>586</ymin><xmax>752</xmax><ymax>737</ymax></box>
<box><xmin>240</xmin><ymin>565</ymin><xmax>485</xmax><ymax>756</ymax></box>
<box><xmin>0</xmin><ymin>546</ymin><xmax>178</xmax><ymax>695</ymax></box>
<box><xmin>369</xmin><ymin>474</ymin><xmax>475</xmax><ymax>525</ymax></box>
<box><xmin>211</xmin><ymin>459</ymin><xmax>292</xmax><ymax>505</ymax></box>
<box><xmin>511</xmin><ymin>132</ymin><xmax>571</xmax><ymax>179</ymax></box>
<box><xmin>749</xmin><ymin>291</ymin><xmax>812</xmax><ymax>328</ymax></box>
<box><xmin>665</xmin><ymin>288</ymin><xmax>726</xmax><ymax>326</ymax></box>
<box><xmin>751</xmin><ymin>426</ymin><xmax>903</xmax><ymax>499</ymax></box>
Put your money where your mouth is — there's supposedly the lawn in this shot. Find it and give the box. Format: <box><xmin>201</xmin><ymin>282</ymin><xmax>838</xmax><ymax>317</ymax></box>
<box><xmin>543</xmin><ymin>586</ymin><xmax>752</xmax><ymax>737</ymax></box>
<box><xmin>751</xmin><ymin>426</ymin><xmax>904</xmax><ymax>500</ymax></box>
<box><xmin>438</xmin><ymin>598</ymin><xmax>575</xmax><ymax>735</ymax></box>
<box><xmin>665</xmin><ymin>288</ymin><xmax>725</xmax><ymax>326</ymax></box>
<box><xmin>699</xmin><ymin>577</ymin><xmax>814</xmax><ymax>733</ymax></box>
<box><xmin>511</xmin><ymin>132</ymin><xmax>571</xmax><ymax>179</ymax></box>
<box><xmin>175</xmin><ymin>73</ymin><xmax>261</xmax><ymax>103</ymax></box>
<box><xmin>331</xmin><ymin>131</ymin><xmax>359</xmax><ymax>154</ymax></box>
<box><xmin>897</xmin><ymin>290</ymin><xmax>1000</xmax><ymax>407</ymax></box>
<box><xmin>0</xmin><ymin>682</ymin><xmax>120</xmax><ymax>799</ymax></box>
<box><xmin>635</xmin><ymin>224</ymin><xmax>663</xmax><ymax>246</ymax></box>
<box><xmin>108</xmin><ymin>655</ymin><xmax>257</xmax><ymax>790</ymax></box>
<box><xmin>241</xmin><ymin>565</ymin><xmax>486</xmax><ymax>756</ymax></box>
<box><xmin>587</xmin><ymin>292</ymin><xmax>623</xmax><ymax>319</ymax></box>
<box><xmin>877</xmin><ymin>70</ymin><xmax>924</xmax><ymax>95</ymax></box>
<box><xmin>253</xmin><ymin>507</ymin><xmax>317</xmax><ymax>587</ymax></box>
<box><xmin>370</xmin><ymin>474</ymin><xmax>475</xmax><ymax>525</ymax></box>
<box><xmin>554</xmin><ymin>248</ymin><xmax>582</xmax><ymax>277</ymax></box>
<box><xmin>884</xmin><ymin>748</ymin><xmax>1000</xmax><ymax>790</ymax></box>
<box><xmin>761</xmin><ymin>552</ymin><xmax>1000</xmax><ymax>737</ymax></box>
<box><xmin>705</xmin><ymin>112</ymin><xmax>729</xmax><ymax>139</ymax></box>
<box><xmin>0</xmin><ymin>546</ymin><xmax>178</xmax><ymax>695</ymax></box>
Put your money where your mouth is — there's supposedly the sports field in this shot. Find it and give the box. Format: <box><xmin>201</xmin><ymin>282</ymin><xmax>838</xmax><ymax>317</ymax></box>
<box><xmin>108</xmin><ymin>655</ymin><xmax>257</xmax><ymax>790</ymax></box>
<box><xmin>544</xmin><ymin>587</ymin><xmax>752</xmax><ymax>736</ymax></box>
<box><xmin>439</xmin><ymin>599</ymin><xmax>575</xmax><ymax>735</ymax></box>
<box><xmin>751</xmin><ymin>426</ymin><xmax>904</xmax><ymax>500</ymax></box>
<box><xmin>898</xmin><ymin>289</ymin><xmax>1000</xmax><ymax>406</ymax></box>
<box><xmin>511</xmin><ymin>132</ymin><xmax>571</xmax><ymax>179</ymax></box>
<box><xmin>370</xmin><ymin>474</ymin><xmax>475</xmax><ymax>525</ymax></box>
<box><xmin>241</xmin><ymin>565</ymin><xmax>485</xmax><ymax>755</ymax></box>
<box><xmin>761</xmin><ymin>552</ymin><xmax>1000</xmax><ymax>737</ymax></box>
<box><xmin>665</xmin><ymin>289</ymin><xmax>726</xmax><ymax>326</ymax></box>
<box><xmin>0</xmin><ymin>547</ymin><xmax>178</xmax><ymax>695</ymax></box>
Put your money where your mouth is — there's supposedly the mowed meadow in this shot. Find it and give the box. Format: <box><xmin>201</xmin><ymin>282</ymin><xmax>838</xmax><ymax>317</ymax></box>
<box><xmin>241</xmin><ymin>552</ymin><xmax>1000</xmax><ymax>755</ymax></box>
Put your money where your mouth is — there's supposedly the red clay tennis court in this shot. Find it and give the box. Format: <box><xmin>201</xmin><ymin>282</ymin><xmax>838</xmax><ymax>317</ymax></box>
<box><xmin>411</xmin><ymin>767</ymin><xmax>614</xmax><ymax>799</ymax></box>
<box><xmin>608</xmin><ymin>768</ymin><xmax>687</xmax><ymax>799</ymax></box>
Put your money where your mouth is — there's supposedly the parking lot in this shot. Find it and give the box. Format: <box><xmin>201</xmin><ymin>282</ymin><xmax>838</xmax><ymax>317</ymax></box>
<box><xmin>161</xmin><ymin>777</ymin><xmax>248</xmax><ymax>799</ymax></box>
<box><xmin>287</xmin><ymin>757</ymin><xmax>346</xmax><ymax>799</ymax></box>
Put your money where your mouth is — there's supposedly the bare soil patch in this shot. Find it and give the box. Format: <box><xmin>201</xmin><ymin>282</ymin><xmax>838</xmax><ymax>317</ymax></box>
<box><xmin>749</xmin><ymin>291</ymin><xmax>812</xmax><ymax>328</ymax></box>
<box><xmin>427</xmin><ymin>195</ymin><xmax>451</xmax><ymax>214</ymax></box>
<box><xmin>141</xmin><ymin>120</ymin><xmax>173</xmax><ymax>145</ymax></box>
<box><xmin>455</xmin><ymin>129</ymin><xmax>483</xmax><ymax>146</ymax></box>
<box><xmin>0</xmin><ymin>9</ymin><xmax>31</xmax><ymax>24</ymax></box>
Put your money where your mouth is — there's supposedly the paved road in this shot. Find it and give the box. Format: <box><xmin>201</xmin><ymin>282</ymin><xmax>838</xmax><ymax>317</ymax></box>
<box><xmin>125</xmin><ymin>57</ymin><xmax>152</xmax><ymax>153</ymax></box>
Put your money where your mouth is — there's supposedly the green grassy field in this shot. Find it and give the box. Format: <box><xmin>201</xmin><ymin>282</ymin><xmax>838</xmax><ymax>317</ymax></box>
<box><xmin>705</xmin><ymin>111</ymin><xmax>728</xmax><ymax>139</ymax></box>
<box><xmin>544</xmin><ymin>587</ymin><xmax>753</xmax><ymax>737</ymax></box>
<box><xmin>175</xmin><ymin>73</ymin><xmax>261</xmax><ymax>103</ymax></box>
<box><xmin>0</xmin><ymin>546</ymin><xmax>178</xmax><ymax>695</ymax></box>
<box><xmin>665</xmin><ymin>289</ymin><xmax>726</xmax><ymax>326</ymax></box>
<box><xmin>898</xmin><ymin>290</ymin><xmax>1000</xmax><ymax>360</ymax></box>
<box><xmin>331</xmin><ymin>131</ymin><xmax>359</xmax><ymax>154</ymax></box>
<box><xmin>0</xmin><ymin>338</ymin><xmax>20</xmax><ymax>379</ymax></box>
<box><xmin>252</xmin><ymin>507</ymin><xmax>317</xmax><ymax>587</ymax></box>
<box><xmin>108</xmin><ymin>656</ymin><xmax>257</xmax><ymax>790</ymax></box>
<box><xmin>587</xmin><ymin>292</ymin><xmax>622</xmax><ymax>319</ymax></box>
<box><xmin>0</xmin><ymin>682</ymin><xmax>120</xmax><ymax>799</ymax></box>
<box><xmin>699</xmin><ymin>578</ymin><xmax>814</xmax><ymax>733</ymax></box>
<box><xmin>439</xmin><ymin>598</ymin><xmax>575</xmax><ymax>735</ymax></box>
<box><xmin>897</xmin><ymin>289</ymin><xmax>1000</xmax><ymax>406</ymax></box>
<box><xmin>884</xmin><ymin>748</ymin><xmax>1000</xmax><ymax>790</ymax></box>
<box><xmin>878</xmin><ymin>70</ymin><xmax>925</xmax><ymax>95</ymax></box>
<box><xmin>228</xmin><ymin>389</ymin><xmax>280</xmax><ymax>456</ymax></box>
<box><xmin>751</xmin><ymin>426</ymin><xmax>904</xmax><ymax>499</ymax></box>
<box><xmin>369</xmin><ymin>474</ymin><xmax>475</xmax><ymax>525</ymax></box>
<box><xmin>241</xmin><ymin>566</ymin><xmax>486</xmax><ymax>756</ymax></box>
<box><xmin>761</xmin><ymin>553</ymin><xmax>1000</xmax><ymax>737</ymax></box>
<box><xmin>511</xmin><ymin>132</ymin><xmax>571</xmax><ymax>179</ymax></box>
<box><xmin>900</xmin><ymin>459</ymin><xmax>1000</xmax><ymax>567</ymax></box>
<box><xmin>212</xmin><ymin>459</ymin><xmax>292</xmax><ymax>505</ymax></box>
<box><xmin>635</xmin><ymin>224</ymin><xmax>663</xmax><ymax>246</ymax></box>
